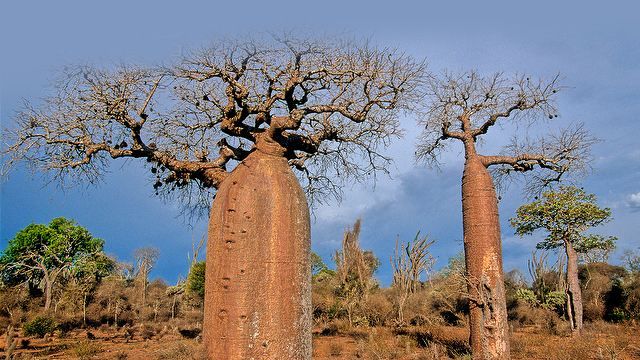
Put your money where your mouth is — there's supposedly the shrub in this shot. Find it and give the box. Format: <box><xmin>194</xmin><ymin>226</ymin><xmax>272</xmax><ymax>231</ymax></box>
<box><xmin>23</xmin><ymin>316</ymin><xmax>56</xmax><ymax>338</ymax></box>
<box><xmin>73</xmin><ymin>341</ymin><xmax>102</xmax><ymax>360</ymax></box>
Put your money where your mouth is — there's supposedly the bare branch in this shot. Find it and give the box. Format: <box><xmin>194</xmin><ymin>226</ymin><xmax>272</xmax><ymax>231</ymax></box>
<box><xmin>489</xmin><ymin>123</ymin><xmax>597</xmax><ymax>196</ymax></box>
<box><xmin>417</xmin><ymin>71</ymin><xmax>562</xmax><ymax>166</ymax></box>
<box><xmin>4</xmin><ymin>37</ymin><xmax>424</xmax><ymax>210</ymax></box>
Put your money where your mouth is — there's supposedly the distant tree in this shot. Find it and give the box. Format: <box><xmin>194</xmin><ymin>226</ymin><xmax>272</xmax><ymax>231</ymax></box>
<box><xmin>186</xmin><ymin>261</ymin><xmax>206</xmax><ymax>299</ymax></box>
<box><xmin>310</xmin><ymin>252</ymin><xmax>328</xmax><ymax>277</ymax></box>
<box><xmin>622</xmin><ymin>249</ymin><xmax>640</xmax><ymax>273</ymax></box>
<box><xmin>334</xmin><ymin>219</ymin><xmax>380</xmax><ymax>326</ymax></box>
<box><xmin>67</xmin><ymin>253</ymin><xmax>115</xmax><ymax>324</ymax></box>
<box><xmin>133</xmin><ymin>247</ymin><xmax>159</xmax><ymax>307</ymax></box>
<box><xmin>390</xmin><ymin>232</ymin><xmax>435</xmax><ymax>322</ymax></box>
<box><xmin>416</xmin><ymin>71</ymin><xmax>595</xmax><ymax>359</ymax></box>
<box><xmin>511</xmin><ymin>186</ymin><xmax>617</xmax><ymax>333</ymax></box>
<box><xmin>0</xmin><ymin>217</ymin><xmax>106</xmax><ymax>311</ymax></box>
<box><xmin>522</xmin><ymin>251</ymin><xmax>566</xmax><ymax>311</ymax></box>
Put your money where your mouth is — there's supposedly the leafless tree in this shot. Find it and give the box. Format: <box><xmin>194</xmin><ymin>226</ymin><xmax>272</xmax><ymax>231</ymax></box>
<box><xmin>334</xmin><ymin>219</ymin><xmax>379</xmax><ymax>326</ymax></box>
<box><xmin>416</xmin><ymin>70</ymin><xmax>595</xmax><ymax>360</ymax></box>
<box><xmin>134</xmin><ymin>247</ymin><xmax>159</xmax><ymax>307</ymax></box>
<box><xmin>3</xmin><ymin>36</ymin><xmax>424</xmax><ymax>359</ymax></box>
<box><xmin>390</xmin><ymin>232</ymin><xmax>435</xmax><ymax>322</ymax></box>
<box><xmin>4</xmin><ymin>37</ymin><xmax>423</xmax><ymax>212</ymax></box>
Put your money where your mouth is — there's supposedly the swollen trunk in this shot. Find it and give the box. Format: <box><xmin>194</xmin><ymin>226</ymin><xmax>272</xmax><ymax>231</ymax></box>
<box><xmin>461</xmin><ymin>156</ymin><xmax>510</xmax><ymax>360</ymax></box>
<box><xmin>564</xmin><ymin>240</ymin><xmax>583</xmax><ymax>333</ymax></box>
<box><xmin>204</xmin><ymin>149</ymin><xmax>312</xmax><ymax>359</ymax></box>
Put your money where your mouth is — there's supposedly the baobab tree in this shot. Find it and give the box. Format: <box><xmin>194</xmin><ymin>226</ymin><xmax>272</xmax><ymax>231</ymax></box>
<box><xmin>416</xmin><ymin>71</ymin><xmax>595</xmax><ymax>359</ymax></box>
<box><xmin>3</xmin><ymin>37</ymin><xmax>423</xmax><ymax>359</ymax></box>
<box><xmin>511</xmin><ymin>186</ymin><xmax>616</xmax><ymax>333</ymax></box>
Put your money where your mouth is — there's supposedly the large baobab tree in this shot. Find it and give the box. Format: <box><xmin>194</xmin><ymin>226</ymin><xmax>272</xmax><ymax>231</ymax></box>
<box><xmin>416</xmin><ymin>71</ymin><xmax>594</xmax><ymax>360</ymax></box>
<box><xmin>3</xmin><ymin>37</ymin><xmax>423</xmax><ymax>359</ymax></box>
<box><xmin>511</xmin><ymin>186</ymin><xmax>616</xmax><ymax>333</ymax></box>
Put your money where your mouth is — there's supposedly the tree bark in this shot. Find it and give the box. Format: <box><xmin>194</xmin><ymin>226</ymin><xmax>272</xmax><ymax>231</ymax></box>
<box><xmin>203</xmin><ymin>145</ymin><xmax>312</xmax><ymax>359</ymax></box>
<box><xmin>43</xmin><ymin>274</ymin><xmax>52</xmax><ymax>311</ymax></box>
<box><xmin>461</xmin><ymin>156</ymin><xmax>510</xmax><ymax>360</ymax></box>
<box><xmin>564</xmin><ymin>239</ymin><xmax>583</xmax><ymax>333</ymax></box>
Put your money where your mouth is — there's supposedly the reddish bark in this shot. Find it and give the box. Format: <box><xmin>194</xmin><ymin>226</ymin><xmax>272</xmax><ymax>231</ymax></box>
<box><xmin>203</xmin><ymin>139</ymin><xmax>312</xmax><ymax>359</ymax></box>
<box><xmin>461</xmin><ymin>156</ymin><xmax>510</xmax><ymax>360</ymax></box>
<box><xmin>564</xmin><ymin>239</ymin><xmax>583</xmax><ymax>333</ymax></box>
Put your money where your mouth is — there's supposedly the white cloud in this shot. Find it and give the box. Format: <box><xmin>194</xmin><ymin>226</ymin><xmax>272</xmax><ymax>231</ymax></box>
<box><xmin>628</xmin><ymin>192</ymin><xmax>640</xmax><ymax>210</ymax></box>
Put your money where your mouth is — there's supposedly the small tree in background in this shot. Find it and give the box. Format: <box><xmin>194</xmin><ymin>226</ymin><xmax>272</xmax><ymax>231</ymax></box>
<box><xmin>511</xmin><ymin>186</ymin><xmax>617</xmax><ymax>333</ymax></box>
<box><xmin>133</xmin><ymin>247</ymin><xmax>160</xmax><ymax>308</ymax></box>
<box><xmin>390</xmin><ymin>232</ymin><xmax>435</xmax><ymax>322</ymax></box>
<box><xmin>0</xmin><ymin>217</ymin><xmax>107</xmax><ymax>311</ymax></box>
<box><xmin>186</xmin><ymin>261</ymin><xmax>206</xmax><ymax>299</ymax></box>
<box><xmin>334</xmin><ymin>219</ymin><xmax>380</xmax><ymax>326</ymax></box>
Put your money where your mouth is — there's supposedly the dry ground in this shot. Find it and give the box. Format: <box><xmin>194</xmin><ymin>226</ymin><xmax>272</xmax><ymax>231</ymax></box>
<box><xmin>1</xmin><ymin>322</ymin><xmax>639</xmax><ymax>359</ymax></box>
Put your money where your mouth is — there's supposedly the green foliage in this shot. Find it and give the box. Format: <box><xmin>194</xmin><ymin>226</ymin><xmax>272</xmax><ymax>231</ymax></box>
<box><xmin>23</xmin><ymin>316</ymin><xmax>56</xmax><ymax>338</ymax></box>
<box><xmin>0</xmin><ymin>217</ymin><xmax>106</xmax><ymax>286</ymax></box>
<box><xmin>515</xmin><ymin>288</ymin><xmax>538</xmax><ymax>305</ymax></box>
<box><xmin>515</xmin><ymin>288</ymin><xmax>565</xmax><ymax>310</ymax></box>
<box><xmin>311</xmin><ymin>252</ymin><xmax>329</xmax><ymax>277</ymax></box>
<box><xmin>186</xmin><ymin>261</ymin><xmax>206</xmax><ymax>298</ymax></box>
<box><xmin>543</xmin><ymin>291</ymin><xmax>566</xmax><ymax>310</ymax></box>
<box><xmin>442</xmin><ymin>252</ymin><xmax>465</xmax><ymax>277</ymax></box>
<box><xmin>511</xmin><ymin>186</ymin><xmax>617</xmax><ymax>253</ymax></box>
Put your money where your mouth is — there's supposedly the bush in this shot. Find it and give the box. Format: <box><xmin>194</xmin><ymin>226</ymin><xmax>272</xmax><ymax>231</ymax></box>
<box><xmin>23</xmin><ymin>316</ymin><xmax>56</xmax><ymax>338</ymax></box>
<box><xmin>73</xmin><ymin>340</ymin><xmax>102</xmax><ymax>359</ymax></box>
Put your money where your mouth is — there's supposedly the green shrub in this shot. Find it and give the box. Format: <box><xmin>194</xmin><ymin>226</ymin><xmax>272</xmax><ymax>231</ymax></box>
<box><xmin>515</xmin><ymin>288</ymin><xmax>537</xmax><ymax>305</ymax></box>
<box><xmin>23</xmin><ymin>316</ymin><xmax>56</xmax><ymax>338</ymax></box>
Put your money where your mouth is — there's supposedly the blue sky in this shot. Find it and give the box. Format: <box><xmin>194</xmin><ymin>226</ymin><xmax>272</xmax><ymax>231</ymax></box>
<box><xmin>1</xmin><ymin>1</ymin><xmax>639</xmax><ymax>285</ymax></box>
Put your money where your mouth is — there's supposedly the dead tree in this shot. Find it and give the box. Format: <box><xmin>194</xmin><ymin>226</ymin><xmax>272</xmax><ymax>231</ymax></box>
<box><xmin>416</xmin><ymin>71</ymin><xmax>594</xmax><ymax>360</ymax></box>
<box><xmin>134</xmin><ymin>247</ymin><xmax>159</xmax><ymax>307</ymax></box>
<box><xmin>334</xmin><ymin>219</ymin><xmax>379</xmax><ymax>326</ymax></box>
<box><xmin>4</xmin><ymin>36</ymin><xmax>423</xmax><ymax>359</ymax></box>
<box><xmin>390</xmin><ymin>231</ymin><xmax>435</xmax><ymax>322</ymax></box>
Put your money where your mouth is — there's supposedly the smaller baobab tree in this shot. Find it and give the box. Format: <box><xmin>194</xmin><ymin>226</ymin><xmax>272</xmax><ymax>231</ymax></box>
<box><xmin>390</xmin><ymin>231</ymin><xmax>435</xmax><ymax>323</ymax></box>
<box><xmin>416</xmin><ymin>71</ymin><xmax>595</xmax><ymax>360</ymax></box>
<box><xmin>511</xmin><ymin>186</ymin><xmax>617</xmax><ymax>333</ymax></box>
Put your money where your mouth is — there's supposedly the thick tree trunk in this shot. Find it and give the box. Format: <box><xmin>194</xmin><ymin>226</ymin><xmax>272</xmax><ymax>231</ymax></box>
<box><xmin>203</xmin><ymin>146</ymin><xmax>312</xmax><ymax>359</ymax></box>
<box><xmin>461</xmin><ymin>156</ymin><xmax>510</xmax><ymax>360</ymax></box>
<box><xmin>564</xmin><ymin>240</ymin><xmax>583</xmax><ymax>333</ymax></box>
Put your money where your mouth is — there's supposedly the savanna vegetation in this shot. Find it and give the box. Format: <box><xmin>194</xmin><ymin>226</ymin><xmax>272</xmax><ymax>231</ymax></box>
<box><xmin>1</xmin><ymin>36</ymin><xmax>637</xmax><ymax>360</ymax></box>
<box><xmin>1</xmin><ymin>215</ymin><xmax>639</xmax><ymax>359</ymax></box>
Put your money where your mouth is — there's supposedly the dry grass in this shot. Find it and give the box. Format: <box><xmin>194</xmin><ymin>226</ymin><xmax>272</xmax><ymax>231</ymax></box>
<box><xmin>0</xmin><ymin>322</ymin><xmax>637</xmax><ymax>359</ymax></box>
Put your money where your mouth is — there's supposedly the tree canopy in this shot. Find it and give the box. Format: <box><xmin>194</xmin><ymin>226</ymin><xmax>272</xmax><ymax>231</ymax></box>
<box><xmin>416</xmin><ymin>71</ymin><xmax>595</xmax><ymax>195</ymax></box>
<box><xmin>4</xmin><ymin>37</ymin><xmax>425</xmax><ymax>212</ymax></box>
<box><xmin>510</xmin><ymin>186</ymin><xmax>617</xmax><ymax>253</ymax></box>
<box><xmin>0</xmin><ymin>217</ymin><xmax>106</xmax><ymax>286</ymax></box>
